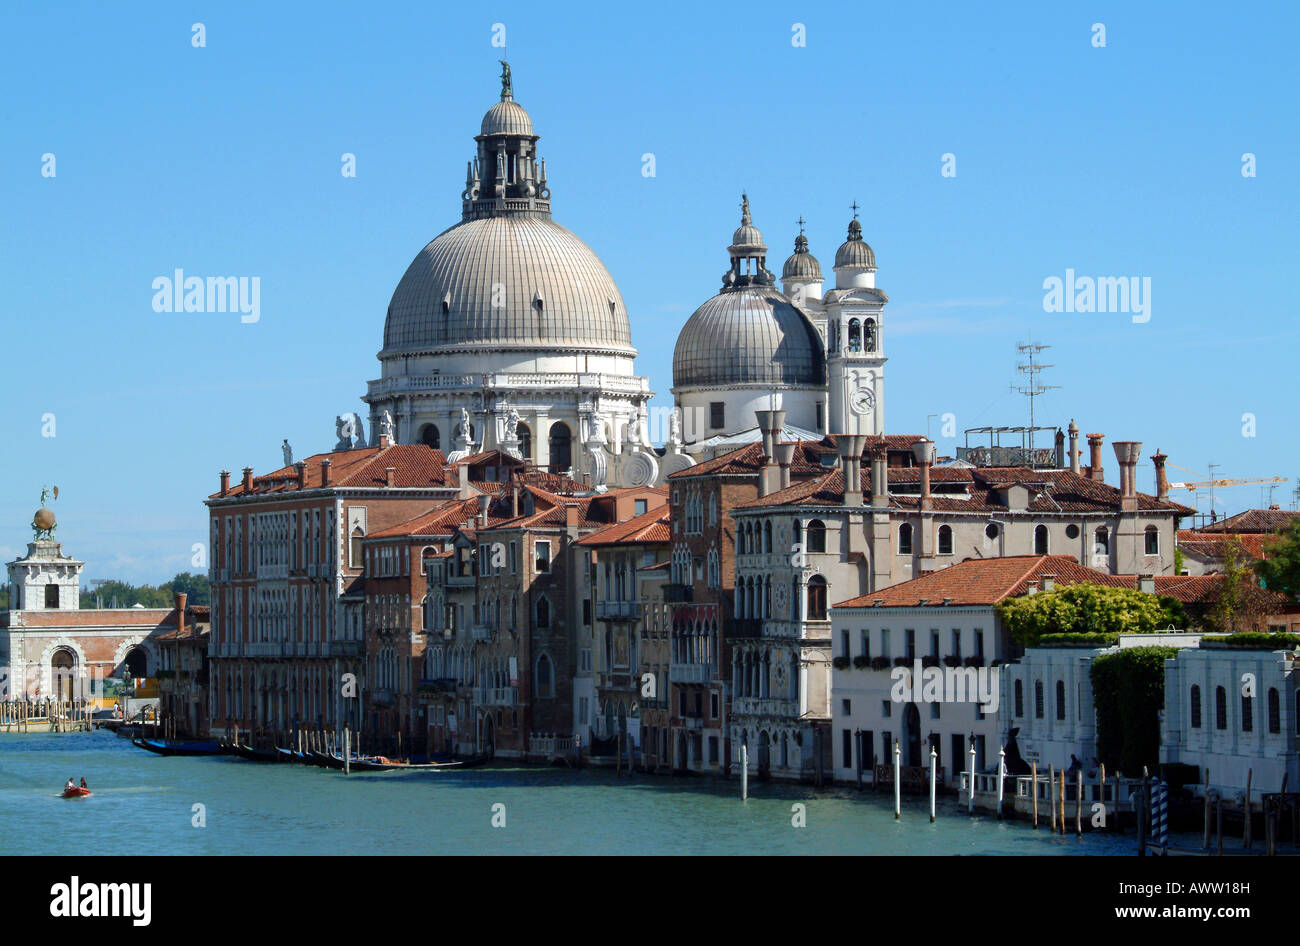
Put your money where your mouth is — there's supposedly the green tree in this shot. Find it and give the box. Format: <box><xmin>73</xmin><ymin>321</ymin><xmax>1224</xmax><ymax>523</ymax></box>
<box><xmin>996</xmin><ymin>583</ymin><xmax>1176</xmax><ymax>647</ymax></box>
<box><xmin>1091</xmin><ymin>646</ymin><xmax>1178</xmax><ymax>775</ymax></box>
<box><xmin>167</xmin><ymin>572</ymin><xmax>211</xmax><ymax>606</ymax></box>
<box><xmin>1204</xmin><ymin>538</ymin><xmax>1274</xmax><ymax>633</ymax></box>
<box><xmin>1257</xmin><ymin>521</ymin><xmax>1300</xmax><ymax>601</ymax></box>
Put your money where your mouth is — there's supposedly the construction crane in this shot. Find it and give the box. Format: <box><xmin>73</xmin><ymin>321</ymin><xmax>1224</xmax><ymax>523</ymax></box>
<box><xmin>1165</xmin><ymin>460</ymin><xmax>1285</xmax><ymax>493</ymax></box>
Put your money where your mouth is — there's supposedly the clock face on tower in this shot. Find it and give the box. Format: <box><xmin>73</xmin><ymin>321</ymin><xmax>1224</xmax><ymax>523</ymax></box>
<box><xmin>850</xmin><ymin>381</ymin><xmax>875</xmax><ymax>416</ymax></box>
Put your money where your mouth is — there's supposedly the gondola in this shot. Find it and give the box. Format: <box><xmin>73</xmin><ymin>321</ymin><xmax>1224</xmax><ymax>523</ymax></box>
<box><xmin>133</xmin><ymin>736</ymin><xmax>224</xmax><ymax>756</ymax></box>
<box><xmin>325</xmin><ymin>752</ymin><xmax>491</xmax><ymax>771</ymax></box>
<box><xmin>224</xmin><ymin>742</ymin><xmax>283</xmax><ymax>763</ymax></box>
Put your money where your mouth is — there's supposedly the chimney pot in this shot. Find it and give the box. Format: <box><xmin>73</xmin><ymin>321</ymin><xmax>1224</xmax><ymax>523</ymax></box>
<box><xmin>174</xmin><ymin>592</ymin><xmax>187</xmax><ymax>633</ymax></box>
<box><xmin>219</xmin><ymin>470</ymin><xmax>231</xmax><ymax>497</ymax></box>
<box><xmin>320</xmin><ymin>458</ymin><xmax>332</xmax><ymax>487</ymax></box>
<box><xmin>773</xmin><ymin>443</ymin><xmax>796</xmax><ymax>491</ymax></box>
<box><xmin>294</xmin><ymin>460</ymin><xmax>307</xmax><ymax>489</ymax></box>
<box><xmin>385</xmin><ymin>466</ymin><xmax>397</xmax><ymax>488</ymax></box>
<box><xmin>241</xmin><ymin>466</ymin><xmax>254</xmax><ymax>491</ymax></box>
<box><xmin>1086</xmin><ymin>433</ymin><xmax>1105</xmax><ymax>482</ymax></box>
<box><xmin>1068</xmin><ymin>421</ymin><xmax>1081</xmax><ymax>475</ymax></box>
<box><xmin>837</xmin><ymin>434</ymin><xmax>868</xmax><ymax>505</ymax></box>
<box><xmin>1151</xmin><ymin>450</ymin><xmax>1169</xmax><ymax>501</ymax></box>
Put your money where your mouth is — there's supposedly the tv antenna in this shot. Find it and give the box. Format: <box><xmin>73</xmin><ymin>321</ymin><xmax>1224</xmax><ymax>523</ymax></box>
<box><xmin>1010</xmin><ymin>341</ymin><xmax>1059</xmax><ymax>454</ymax></box>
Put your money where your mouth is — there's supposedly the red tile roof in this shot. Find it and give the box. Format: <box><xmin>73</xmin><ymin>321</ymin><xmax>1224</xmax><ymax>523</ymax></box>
<box><xmin>213</xmin><ymin>444</ymin><xmax>450</xmax><ymax>497</ymax></box>
<box><xmin>832</xmin><ymin>555</ymin><xmax>1125</xmax><ymax>609</ymax></box>
<box><xmin>1176</xmin><ymin>531</ymin><xmax>1273</xmax><ymax>561</ymax></box>
<box><xmin>1195</xmin><ymin>509</ymin><xmax>1300</xmax><ymax>534</ymax></box>
<box><xmin>736</xmin><ymin>465</ymin><xmax>1195</xmax><ymax>515</ymax></box>
<box><xmin>576</xmin><ymin>506</ymin><xmax>672</xmax><ymax>547</ymax></box>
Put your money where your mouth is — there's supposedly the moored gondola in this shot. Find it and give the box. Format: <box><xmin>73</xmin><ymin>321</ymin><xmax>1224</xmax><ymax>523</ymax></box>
<box><xmin>133</xmin><ymin>736</ymin><xmax>224</xmax><ymax>756</ymax></box>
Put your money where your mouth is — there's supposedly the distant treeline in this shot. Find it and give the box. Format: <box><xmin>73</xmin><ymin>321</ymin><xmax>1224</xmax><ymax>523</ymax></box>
<box><xmin>78</xmin><ymin>572</ymin><xmax>211</xmax><ymax>609</ymax></box>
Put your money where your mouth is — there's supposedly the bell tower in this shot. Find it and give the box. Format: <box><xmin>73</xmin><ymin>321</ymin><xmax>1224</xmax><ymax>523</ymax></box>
<box><xmin>825</xmin><ymin>207</ymin><xmax>888</xmax><ymax>436</ymax></box>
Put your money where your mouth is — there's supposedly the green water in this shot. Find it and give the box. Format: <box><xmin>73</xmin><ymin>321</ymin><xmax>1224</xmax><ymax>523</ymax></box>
<box><xmin>1</xmin><ymin>730</ymin><xmax>1138</xmax><ymax>855</ymax></box>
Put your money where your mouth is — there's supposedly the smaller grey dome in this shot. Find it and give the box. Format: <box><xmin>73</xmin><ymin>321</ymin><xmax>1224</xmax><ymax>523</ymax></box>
<box><xmin>782</xmin><ymin>233</ymin><xmax>822</xmax><ymax>279</ymax></box>
<box><xmin>481</xmin><ymin>99</ymin><xmax>534</xmax><ymax>137</ymax></box>
<box><xmin>834</xmin><ymin>217</ymin><xmax>876</xmax><ymax>270</ymax></box>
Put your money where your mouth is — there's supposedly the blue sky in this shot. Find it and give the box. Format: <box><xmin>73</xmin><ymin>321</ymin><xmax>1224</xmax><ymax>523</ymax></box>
<box><xmin>2</xmin><ymin>1</ymin><xmax>1296</xmax><ymax>585</ymax></box>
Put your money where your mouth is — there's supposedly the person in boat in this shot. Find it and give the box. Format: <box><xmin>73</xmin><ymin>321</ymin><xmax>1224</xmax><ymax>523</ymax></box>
<box><xmin>79</xmin><ymin>777</ymin><xmax>88</xmax><ymax>789</ymax></box>
<box><xmin>64</xmin><ymin>777</ymin><xmax>75</xmax><ymax>793</ymax></box>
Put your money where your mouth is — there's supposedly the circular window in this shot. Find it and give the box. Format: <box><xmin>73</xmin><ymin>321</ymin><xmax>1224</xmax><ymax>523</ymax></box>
<box><xmin>1066</xmin><ymin>524</ymin><xmax>1080</xmax><ymax>539</ymax></box>
<box><xmin>985</xmin><ymin>523</ymin><xmax>999</xmax><ymax>540</ymax></box>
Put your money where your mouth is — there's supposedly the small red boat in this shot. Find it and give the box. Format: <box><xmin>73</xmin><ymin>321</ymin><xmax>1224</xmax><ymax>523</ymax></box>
<box><xmin>62</xmin><ymin>786</ymin><xmax>92</xmax><ymax>798</ymax></box>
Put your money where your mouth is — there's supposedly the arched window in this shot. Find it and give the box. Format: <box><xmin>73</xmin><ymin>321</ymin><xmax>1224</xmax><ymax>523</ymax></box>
<box><xmin>350</xmin><ymin>526</ymin><xmax>365</xmax><ymax>568</ymax></box>
<box><xmin>1190</xmin><ymin>685</ymin><xmax>1202</xmax><ymax>728</ymax></box>
<box><xmin>1241</xmin><ymin>693</ymin><xmax>1253</xmax><ymax>732</ymax></box>
<box><xmin>848</xmin><ymin>319</ymin><xmax>862</xmax><ymax>352</ymax></box>
<box><xmin>124</xmin><ymin>646</ymin><xmax>149</xmax><ymax>678</ymax></box>
<box><xmin>1034</xmin><ymin>681</ymin><xmax>1044</xmax><ymax>718</ymax></box>
<box><xmin>764</xmin><ymin>521</ymin><xmax>772</xmax><ymax>554</ymax></box>
<box><xmin>938</xmin><ymin>525</ymin><xmax>953</xmax><ymax>555</ymax></box>
<box><xmin>1215</xmin><ymin>686</ymin><xmax>1227</xmax><ymax>730</ymax></box>
<box><xmin>1014</xmin><ymin>679</ymin><xmax>1024</xmax><ymax>717</ymax></box>
<box><xmin>1034</xmin><ymin>524</ymin><xmax>1049</xmax><ymax>555</ymax></box>
<box><xmin>548</xmin><ymin>422</ymin><xmax>572</xmax><ymax>474</ymax></box>
<box><xmin>1094</xmin><ymin>527</ymin><xmax>1109</xmax><ymax>556</ymax></box>
<box><xmin>806</xmin><ymin>519</ymin><xmax>826</xmax><ymax>554</ymax></box>
<box><xmin>864</xmin><ymin>318</ymin><xmax>877</xmax><ymax>352</ymax></box>
<box><xmin>517</xmin><ymin>422</ymin><xmax>532</xmax><ymax>461</ymax></box>
<box><xmin>1144</xmin><ymin>526</ymin><xmax>1160</xmax><ymax>556</ymax></box>
<box><xmin>536</xmin><ymin>596</ymin><xmax>550</xmax><ymax>630</ymax></box>
<box><xmin>806</xmin><ymin>575</ymin><xmax>828</xmax><ymax>621</ymax></box>
<box><xmin>419</xmin><ymin>424</ymin><xmax>440</xmax><ymax>449</ymax></box>
<box><xmin>899</xmin><ymin>522</ymin><xmax>913</xmax><ymax>555</ymax></box>
<box><xmin>1268</xmin><ymin>688</ymin><xmax>1280</xmax><ymax>733</ymax></box>
<box><xmin>1055</xmin><ymin>680</ymin><xmax>1066</xmax><ymax>720</ymax></box>
<box><xmin>536</xmin><ymin>653</ymin><xmax>553</xmax><ymax>699</ymax></box>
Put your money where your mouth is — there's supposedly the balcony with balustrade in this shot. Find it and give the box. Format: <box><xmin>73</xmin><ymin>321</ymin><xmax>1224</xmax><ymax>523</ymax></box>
<box><xmin>670</xmin><ymin>662</ymin><xmax>712</xmax><ymax>684</ymax></box>
<box><xmin>732</xmin><ymin>696</ymin><xmax>799</xmax><ymax>719</ymax></box>
<box><xmin>595</xmin><ymin>600</ymin><xmax>639</xmax><ymax>621</ymax></box>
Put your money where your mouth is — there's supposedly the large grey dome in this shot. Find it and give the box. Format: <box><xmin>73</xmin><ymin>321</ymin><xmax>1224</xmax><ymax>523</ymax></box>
<box><xmin>382</xmin><ymin>214</ymin><xmax>634</xmax><ymax>355</ymax></box>
<box><xmin>673</xmin><ymin>286</ymin><xmax>825</xmax><ymax>389</ymax></box>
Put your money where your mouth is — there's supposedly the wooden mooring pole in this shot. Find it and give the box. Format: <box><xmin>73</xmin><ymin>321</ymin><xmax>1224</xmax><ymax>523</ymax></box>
<box><xmin>929</xmin><ymin>746</ymin><xmax>937</xmax><ymax>823</ymax></box>
<box><xmin>1031</xmin><ymin>762</ymin><xmax>1039</xmax><ymax>828</ymax></box>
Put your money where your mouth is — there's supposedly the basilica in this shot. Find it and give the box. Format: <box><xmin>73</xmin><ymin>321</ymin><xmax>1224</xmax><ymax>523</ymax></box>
<box><xmin>360</xmin><ymin>66</ymin><xmax>880</xmax><ymax>483</ymax></box>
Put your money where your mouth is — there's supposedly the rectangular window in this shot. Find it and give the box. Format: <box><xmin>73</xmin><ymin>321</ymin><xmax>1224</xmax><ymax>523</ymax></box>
<box><xmin>535</xmin><ymin>541</ymin><xmax>551</xmax><ymax>573</ymax></box>
<box><xmin>635</xmin><ymin>498</ymin><xmax>647</xmax><ymax>516</ymax></box>
<box><xmin>709</xmin><ymin>737</ymin><xmax>719</xmax><ymax>764</ymax></box>
<box><xmin>841</xmin><ymin>629</ymin><xmax>850</xmax><ymax>659</ymax></box>
<box><xmin>710</xmin><ymin>693</ymin><xmax>719</xmax><ymax>717</ymax></box>
<box><xmin>860</xmin><ymin>630</ymin><xmax>869</xmax><ymax>658</ymax></box>
<box><xmin>930</xmin><ymin>630</ymin><xmax>939</xmax><ymax>658</ymax></box>
<box><xmin>905</xmin><ymin>630</ymin><xmax>915</xmax><ymax>660</ymax></box>
<box><xmin>951</xmin><ymin>629</ymin><xmax>961</xmax><ymax>660</ymax></box>
<box><xmin>841</xmin><ymin>698</ymin><xmax>851</xmax><ymax>716</ymax></box>
<box><xmin>583</xmin><ymin>598</ymin><xmax>591</xmax><ymax>626</ymax></box>
<box><xmin>709</xmin><ymin>402</ymin><xmax>725</xmax><ymax>429</ymax></box>
<box><xmin>862</xmin><ymin>731</ymin><xmax>874</xmax><ymax>769</ymax></box>
<box><xmin>578</xmin><ymin>697</ymin><xmax>588</xmax><ymax>724</ymax></box>
<box><xmin>952</xmin><ymin>735</ymin><xmax>964</xmax><ymax>775</ymax></box>
<box><xmin>842</xmin><ymin>729</ymin><xmax>853</xmax><ymax>768</ymax></box>
<box><xmin>881</xmin><ymin>700</ymin><xmax>892</xmax><ymax>718</ymax></box>
<box><xmin>509</xmin><ymin>541</ymin><xmax>517</xmax><ymax>573</ymax></box>
<box><xmin>975</xmin><ymin>629</ymin><xmax>984</xmax><ymax>658</ymax></box>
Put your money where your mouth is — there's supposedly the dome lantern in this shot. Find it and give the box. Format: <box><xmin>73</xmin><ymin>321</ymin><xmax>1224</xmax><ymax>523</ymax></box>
<box><xmin>463</xmin><ymin>62</ymin><xmax>551</xmax><ymax>221</ymax></box>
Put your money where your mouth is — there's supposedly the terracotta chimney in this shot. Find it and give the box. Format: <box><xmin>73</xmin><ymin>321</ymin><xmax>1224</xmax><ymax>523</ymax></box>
<box><xmin>294</xmin><ymin>460</ymin><xmax>307</xmax><ymax>489</ymax></box>
<box><xmin>1113</xmin><ymin>441</ymin><xmax>1142</xmax><ymax>512</ymax></box>
<box><xmin>384</xmin><ymin>466</ymin><xmax>397</xmax><ymax>488</ymax></box>
<box><xmin>911</xmin><ymin>438</ymin><xmax>936</xmax><ymax>509</ymax></box>
<box><xmin>457</xmin><ymin>462</ymin><xmax>470</xmax><ymax>497</ymax></box>
<box><xmin>1068</xmin><ymin>420</ymin><xmax>1080</xmax><ymax>475</ymax></box>
<box><xmin>837</xmin><ymin>435</ymin><xmax>868</xmax><ymax>506</ymax></box>
<box><xmin>1151</xmin><ymin>450</ymin><xmax>1169</xmax><ymax>501</ymax></box>
<box><xmin>174</xmin><ymin>593</ymin><xmax>187</xmax><ymax>633</ymax></box>
<box><xmin>219</xmin><ymin>470</ymin><xmax>231</xmax><ymax>497</ymax></box>
<box><xmin>773</xmin><ymin>442</ymin><xmax>796</xmax><ymax>491</ymax></box>
<box><xmin>1054</xmin><ymin>429</ymin><xmax>1065</xmax><ymax>469</ymax></box>
<box><xmin>478</xmin><ymin>494</ymin><xmax>490</xmax><ymax>527</ymax></box>
<box><xmin>869</xmin><ymin>442</ymin><xmax>889</xmax><ymax>509</ymax></box>
<box><xmin>320</xmin><ymin>458</ymin><xmax>332</xmax><ymax>487</ymax></box>
<box><xmin>511</xmin><ymin>483</ymin><xmax>520</xmax><ymax>518</ymax></box>
<box><xmin>378</xmin><ymin>433</ymin><xmax>390</xmax><ymax>449</ymax></box>
<box><xmin>241</xmin><ymin>466</ymin><xmax>254</xmax><ymax>491</ymax></box>
<box><xmin>1086</xmin><ymin>433</ymin><xmax>1105</xmax><ymax>482</ymax></box>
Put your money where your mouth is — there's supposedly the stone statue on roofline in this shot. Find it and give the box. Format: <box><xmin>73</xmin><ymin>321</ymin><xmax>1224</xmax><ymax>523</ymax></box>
<box><xmin>379</xmin><ymin>410</ymin><xmax>395</xmax><ymax>443</ymax></box>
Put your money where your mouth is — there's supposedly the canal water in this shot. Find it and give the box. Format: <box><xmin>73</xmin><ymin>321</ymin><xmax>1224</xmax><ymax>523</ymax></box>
<box><xmin>2</xmin><ymin>730</ymin><xmax>1141</xmax><ymax>855</ymax></box>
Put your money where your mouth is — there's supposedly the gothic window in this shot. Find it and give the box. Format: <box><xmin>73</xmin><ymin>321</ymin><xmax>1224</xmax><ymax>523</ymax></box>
<box><xmin>536</xmin><ymin>653</ymin><xmax>554</xmax><ymax>699</ymax></box>
<box><xmin>1014</xmin><ymin>679</ymin><xmax>1024</xmax><ymax>717</ymax></box>
<box><xmin>1034</xmin><ymin>681</ymin><xmax>1044</xmax><ymax>718</ymax></box>
<box><xmin>536</xmin><ymin>596</ymin><xmax>550</xmax><ymax>629</ymax></box>
<box><xmin>1094</xmin><ymin>527</ymin><xmax>1109</xmax><ymax>555</ymax></box>
<box><xmin>1056</xmin><ymin>680</ymin><xmax>1066</xmax><ymax>720</ymax></box>
<box><xmin>1242</xmin><ymin>693</ymin><xmax>1253</xmax><ymax>733</ymax></box>
<box><xmin>350</xmin><ymin>527</ymin><xmax>364</xmax><ymax>568</ymax></box>
<box><xmin>1034</xmin><ymin>524</ymin><xmax>1049</xmax><ymax>555</ymax></box>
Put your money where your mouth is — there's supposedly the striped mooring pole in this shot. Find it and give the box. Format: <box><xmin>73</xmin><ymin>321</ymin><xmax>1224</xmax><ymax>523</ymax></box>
<box><xmin>1150</xmin><ymin>779</ymin><xmax>1169</xmax><ymax>853</ymax></box>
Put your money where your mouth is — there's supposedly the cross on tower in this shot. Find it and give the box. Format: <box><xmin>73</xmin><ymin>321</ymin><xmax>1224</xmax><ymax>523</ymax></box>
<box><xmin>796</xmin><ymin>216</ymin><xmax>806</xmax><ymax>235</ymax></box>
<box><xmin>850</xmin><ymin>200</ymin><xmax>860</xmax><ymax>219</ymax></box>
